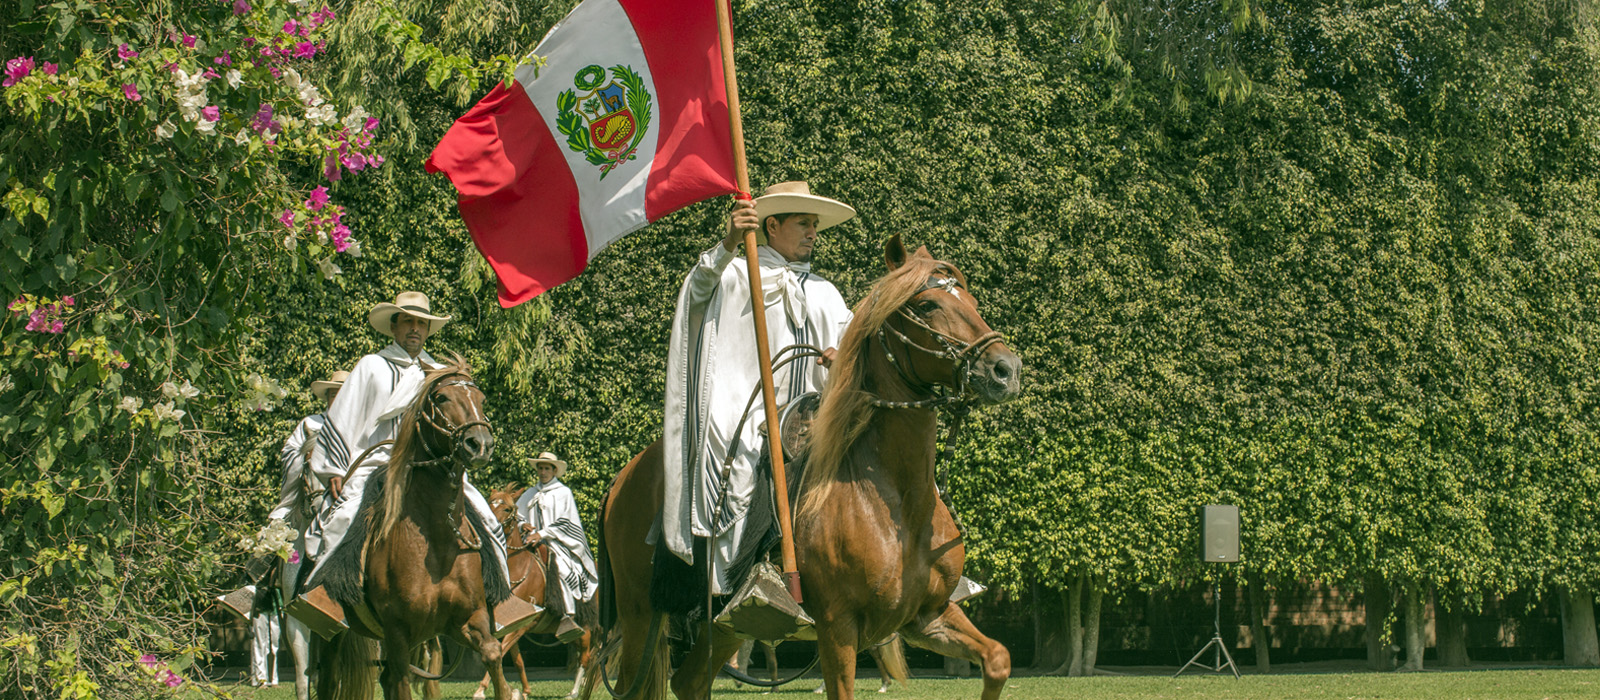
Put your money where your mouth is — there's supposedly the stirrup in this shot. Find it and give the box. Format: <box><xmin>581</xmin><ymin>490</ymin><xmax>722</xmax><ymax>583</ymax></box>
<box><xmin>284</xmin><ymin>585</ymin><xmax>349</xmax><ymax>640</ymax></box>
<box><xmin>554</xmin><ymin>616</ymin><xmax>584</xmax><ymax>644</ymax></box>
<box><xmin>493</xmin><ymin>596</ymin><xmax>541</xmax><ymax>639</ymax></box>
<box><xmin>714</xmin><ymin>561</ymin><xmax>814</xmax><ymax>643</ymax></box>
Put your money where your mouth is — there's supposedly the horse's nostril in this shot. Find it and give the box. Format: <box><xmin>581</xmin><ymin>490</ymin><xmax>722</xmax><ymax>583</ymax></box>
<box><xmin>993</xmin><ymin>359</ymin><xmax>1012</xmax><ymax>380</ymax></box>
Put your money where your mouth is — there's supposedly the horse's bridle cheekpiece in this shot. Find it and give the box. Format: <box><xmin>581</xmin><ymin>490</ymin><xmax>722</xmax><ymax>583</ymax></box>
<box><xmin>412</xmin><ymin>372</ymin><xmax>493</xmax><ymax>471</ymax></box>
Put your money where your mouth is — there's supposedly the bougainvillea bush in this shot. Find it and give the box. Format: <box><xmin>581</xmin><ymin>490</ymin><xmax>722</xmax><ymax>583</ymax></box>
<box><xmin>0</xmin><ymin>1</ymin><xmax>513</xmax><ymax>696</ymax></box>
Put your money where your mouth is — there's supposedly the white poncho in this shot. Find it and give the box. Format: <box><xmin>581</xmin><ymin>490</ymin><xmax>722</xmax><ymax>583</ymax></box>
<box><xmin>303</xmin><ymin>343</ymin><xmax>507</xmax><ymax>585</ymax></box>
<box><xmin>661</xmin><ymin>244</ymin><xmax>851</xmax><ymax>593</ymax></box>
<box><xmin>515</xmin><ymin>479</ymin><xmax>598</xmax><ymax>611</ymax></box>
<box><xmin>268</xmin><ymin>413</ymin><xmax>325</xmax><ymax>526</ymax></box>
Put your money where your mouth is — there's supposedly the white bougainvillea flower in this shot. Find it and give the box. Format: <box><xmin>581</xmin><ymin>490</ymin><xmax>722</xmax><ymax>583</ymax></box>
<box><xmin>156</xmin><ymin>121</ymin><xmax>176</xmax><ymax>138</ymax></box>
<box><xmin>317</xmin><ymin>258</ymin><xmax>341</xmax><ymax>278</ymax></box>
<box><xmin>119</xmin><ymin>396</ymin><xmax>143</xmax><ymax>414</ymax></box>
<box><xmin>233</xmin><ymin>128</ymin><xmax>250</xmax><ymax>146</ymax></box>
<box><xmin>282</xmin><ymin>234</ymin><xmax>297</xmax><ymax>250</ymax></box>
<box><xmin>152</xmin><ymin>401</ymin><xmax>186</xmax><ymax>422</ymax></box>
<box><xmin>226</xmin><ymin>69</ymin><xmax>242</xmax><ymax>89</ymax></box>
<box><xmin>345</xmin><ymin>239</ymin><xmax>362</xmax><ymax>257</ymax></box>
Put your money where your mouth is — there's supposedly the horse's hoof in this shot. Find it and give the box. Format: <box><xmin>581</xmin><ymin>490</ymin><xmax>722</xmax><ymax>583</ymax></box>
<box><xmin>511</xmin><ymin>691</ymin><xmax>523</xmax><ymax>700</ymax></box>
<box><xmin>471</xmin><ymin>690</ymin><xmax>486</xmax><ymax>700</ymax></box>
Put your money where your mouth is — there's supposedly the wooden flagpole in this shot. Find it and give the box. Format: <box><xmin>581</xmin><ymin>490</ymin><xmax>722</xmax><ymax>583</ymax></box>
<box><xmin>715</xmin><ymin>0</ymin><xmax>803</xmax><ymax>604</ymax></box>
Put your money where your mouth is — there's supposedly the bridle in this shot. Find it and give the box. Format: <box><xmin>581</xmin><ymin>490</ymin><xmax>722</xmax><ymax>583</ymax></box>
<box><xmin>410</xmin><ymin>372</ymin><xmax>493</xmax><ymax>469</ymax></box>
<box><xmin>874</xmin><ymin>274</ymin><xmax>1005</xmax><ymax>410</ymax></box>
<box><xmin>871</xmin><ymin>271</ymin><xmax>1006</xmax><ymax>541</ymax></box>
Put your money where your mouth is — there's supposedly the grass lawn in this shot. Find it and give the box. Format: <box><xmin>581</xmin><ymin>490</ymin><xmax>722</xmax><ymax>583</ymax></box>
<box><xmin>216</xmin><ymin>668</ymin><xmax>1600</xmax><ymax>700</ymax></box>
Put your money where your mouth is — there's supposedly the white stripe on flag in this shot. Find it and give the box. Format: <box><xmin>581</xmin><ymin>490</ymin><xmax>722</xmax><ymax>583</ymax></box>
<box><xmin>516</xmin><ymin>0</ymin><xmax>660</xmax><ymax>257</ymax></box>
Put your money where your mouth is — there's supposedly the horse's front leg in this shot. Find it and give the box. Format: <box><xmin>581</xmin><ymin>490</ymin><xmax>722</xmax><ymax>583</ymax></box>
<box><xmin>817</xmin><ymin>624</ymin><xmax>861</xmax><ymax>700</ymax></box>
<box><xmin>668</xmin><ymin>620</ymin><xmax>744</xmax><ymax>700</ymax></box>
<box><xmin>461</xmin><ymin>607</ymin><xmax>513</xmax><ymax>700</ymax></box>
<box><xmin>900</xmin><ymin>603</ymin><xmax>1010</xmax><ymax>700</ymax></box>
<box><xmin>566</xmin><ymin>630</ymin><xmax>592</xmax><ymax>700</ymax></box>
<box><xmin>284</xmin><ymin>616</ymin><xmax>313</xmax><ymax>700</ymax></box>
<box><xmin>379</xmin><ymin>633</ymin><xmax>415</xmax><ymax>700</ymax></box>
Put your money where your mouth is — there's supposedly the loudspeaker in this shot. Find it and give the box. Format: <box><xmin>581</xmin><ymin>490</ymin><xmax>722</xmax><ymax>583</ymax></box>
<box><xmin>1199</xmin><ymin>505</ymin><xmax>1240</xmax><ymax>563</ymax></box>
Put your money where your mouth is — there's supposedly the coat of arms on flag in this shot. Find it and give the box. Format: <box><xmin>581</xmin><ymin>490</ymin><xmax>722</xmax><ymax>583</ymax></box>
<box><xmin>557</xmin><ymin>64</ymin><xmax>652</xmax><ymax>177</ymax></box>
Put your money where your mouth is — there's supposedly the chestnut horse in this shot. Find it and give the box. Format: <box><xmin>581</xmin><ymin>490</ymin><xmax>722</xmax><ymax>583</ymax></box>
<box><xmin>317</xmin><ymin>360</ymin><xmax>515</xmax><ymax>700</ymax></box>
<box><xmin>471</xmin><ymin>487</ymin><xmax>599</xmax><ymax>700</ymax></box>
<box><xmin>600</xmin><ymin>235</ymin><xmax>1022</xmax><ymax>700</ymax></box>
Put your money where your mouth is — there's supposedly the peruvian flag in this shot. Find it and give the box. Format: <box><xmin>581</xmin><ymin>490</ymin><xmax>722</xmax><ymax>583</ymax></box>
<box><xmin>426</xmin><ymin>0</ymin><xmax>738</xmax><ymax>307</ymax></box>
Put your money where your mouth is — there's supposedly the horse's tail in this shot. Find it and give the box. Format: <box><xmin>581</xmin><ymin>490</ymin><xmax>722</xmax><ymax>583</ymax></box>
<box><xmin>409</xmin><ymin>637</ymin><xmax>444</xmax><ymax>700</ymax></box>
<box><xmin>877</xmin><ymin>633</ymin><xmax>910</xmax><ymax>688</ymax></box>
<box><xmin>318</xmin><ymin>632</ymin><xmax>378</xmax><ymax>700</ymax></box>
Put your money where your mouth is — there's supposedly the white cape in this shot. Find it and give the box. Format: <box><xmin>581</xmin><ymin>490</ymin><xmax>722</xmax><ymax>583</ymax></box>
<box><xmin>661</xmin><ymin>244</ymin><xmax>850</xmax><ymax>592</ymax></box>
<box><xmin>516</xmin><ymin>479</ymin><xmax>598</xmax><ymax>611</ymax></box>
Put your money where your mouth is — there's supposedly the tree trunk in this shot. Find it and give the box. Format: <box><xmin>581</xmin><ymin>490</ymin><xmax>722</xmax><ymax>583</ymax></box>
<box><xmin>1031</xmin><ymin>578</ymin><xmax>1069</xmax><ymax>671</ymax></box>
<box><xmin>1248</xmin><ymin>577</ymin><xmax>1271</xmax><ymax>673</ymax></box>
<box><xmin>1082</xmin><ymin>578</ymin><xmax>1102</xmax><ymax>676</ymax></box>
<box><xmin>1561</xmin><ymin>587</ymin><xmax>1600</xmax><ymax>667</ymax></box>
<box><xmin>1400</xmin><ymin>583</ymin><xmax>1426</xmax><ymax>671</ymax></box>
<box><xmin>1434</xmin><ymin>591</ymin><xmax>1471</xmax><ymax>668</ymax></box>
<box><xmin>1364</xmin><ymin>573</ymin><xmax>1395</xmax><ymax>671</ymax></box>
<box><xmin>1050</xmin><ymin>571</ymin><xmax>1085</xmax><ymax>676</ymax></box>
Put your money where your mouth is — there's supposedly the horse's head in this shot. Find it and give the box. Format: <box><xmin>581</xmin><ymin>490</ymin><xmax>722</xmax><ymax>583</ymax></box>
<box><xmin>488</xmin><ymin>485</ymin><xmax>528</xmax><ymax>542</ymax></box>
<box><xmin>411</xmin><ymin>364</ymin><xmax>495</xmax><ymax>476</ymax></box>
<box><xmin>879</xmin><ymin>235</ymin><xmax>1021</xmax><ymax>405</ymax></box>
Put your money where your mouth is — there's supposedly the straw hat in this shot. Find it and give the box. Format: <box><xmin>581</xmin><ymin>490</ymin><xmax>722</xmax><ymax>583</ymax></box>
<box><xmin>528</xmin><ymin>452</ymin><xmax>568</xmax><ymax>479</ymax></box>
<box><xmin>753</xmin><ymin>181</ymin><xmax>856</xmax><ymax>245</ymax></box>
<box><xmin>367</xmin><ymin>291</ymin><xmax>452</xmax><ymax>338</ymax></box>
<box><xmin>309</xmin><ymin>370</ymin><xmax>349</xmax><ymax>402</ymax></box>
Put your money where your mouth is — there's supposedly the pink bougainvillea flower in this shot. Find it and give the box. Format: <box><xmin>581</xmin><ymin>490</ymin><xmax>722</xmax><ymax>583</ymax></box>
<box><xmin>3</xmin><ymin>56</ymin><xmax>34</xmax><ymax>87</ymax></box>
<box><xmin>202</xmin><ymin>69</ymin><xmax>219</xmax><ymax>79</ymax></box>
<box><xmin>42</xmin><ymin>62</ymin><xmax>57</xmax><ymax>76</ymax></box>
<box><xmin>49</xmin><ymin>320</ymin><xmax>63</xmax><ymax>333</ymax></box>
<box><xmin>200</xmin><ymin>105</ymin><xmax>220</xmax><ymax>122</ymax></box>
<box><xmin>138</xmin><ymin>654</ymin><xmax>158</xmax><ymax>669</ymax></box>
<box><xmin>163</xmin><ymin>670</ymin><xmax>183</xmax><ymax>688</ymax></box>
<box><xmin>313</xmin><ymin>7</ymin><xmax>337</xmax><ymax>24</ymax></box>
<box><xmin>322</xmin><ymin>153</ymin><xmax>342</xmax><ymax>181</ymax></box>
<box><xmin>62</xmin><ymin>296</ymin><xmax>74</xmax><ymax>306</ymax></box>
<box><xmin>364</xmin><ymin>116</ymin><xmax>380</xmax><ymax>133</ymax></box>
<box><xmin>278</xmin><ymin>209</ymin><xmax>295</xmax><ymax>228</ymax></box>
<box><xmin>233</xmin><ymin>0</ymin><xmax>251</xmax><ymax>15</ymax></box>
<box><xmin>122</xmin><ymin>84</ymin><xmax>141</xmax><ymax>101</ymax></box>
<box><xmin>283</xmin><ymin>19</ymin><xmax>299</xmax><ymax>35</ymax></box>
<box><xmin>293</xmin><ymin>42</ymin><xmax>317</xmax><ymax>59</ymax></box>
<box><xmin>165</xmin><ymin>62</ymin><xmax>179</xmax><ymax>73</ymax></box>
<box><xmin>214</xmin><ymin>52</ymin><xmax>233</xmax><ymax>66</ymax></box>
<box><xmin>305</xmin><ymin>186</ymin><xmax>330</xmax><ymax>211</ymax></box>
<box><xmin>182</xmin><ymin>34</ymin><xmax>197</xmax><ymax>48</ymax></box>
<box><xmin>288</xmin><ymin>550</ymin><xmax>301</xmax><ymax>564</ymax></box>
<box><xmin>116</xmin><ymin>43</ymin><xmax>138</xmax><ymax>61</ymax></box>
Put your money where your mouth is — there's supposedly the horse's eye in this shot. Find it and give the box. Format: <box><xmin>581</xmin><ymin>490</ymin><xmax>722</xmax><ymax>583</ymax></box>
<box><xmin>917</xmin><ymin>300</ymin><xmax>940</xmax><ymax>314</ymax></box>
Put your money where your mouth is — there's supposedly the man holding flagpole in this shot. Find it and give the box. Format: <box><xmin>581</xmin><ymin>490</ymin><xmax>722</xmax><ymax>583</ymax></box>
<box><xmin>661</xmin><ymin>182</ymin><xmax>856</xmax><ymax>594</ymax></box>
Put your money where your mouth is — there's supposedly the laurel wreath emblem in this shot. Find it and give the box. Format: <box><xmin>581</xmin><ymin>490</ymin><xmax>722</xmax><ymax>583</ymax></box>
<box><xmin>555</xmin><ymin>64</ymin><xmax>653</xmax><ymax>179</ymax></box>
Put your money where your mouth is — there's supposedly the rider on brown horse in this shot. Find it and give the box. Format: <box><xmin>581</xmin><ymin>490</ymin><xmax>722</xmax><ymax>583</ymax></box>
<box><xmin>515</xmin><ymin>452</ymin><xmax>597</xmax><ymax>642</ymax></box>
<box><xmin>660</xmin><ymin>182</ymin><xmax>855</xmax><ymax>599</ymax></box>
<box><xmin>297</xmin><ymin>292</ymin><xmax>512</xmax><ymax>617</ymax></box>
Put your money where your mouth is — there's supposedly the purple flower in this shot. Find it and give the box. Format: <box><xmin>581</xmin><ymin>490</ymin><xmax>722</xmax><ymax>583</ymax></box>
<box><xmin>340</xmin><ymin>152</ymin><xmax>369</xmax><ymax>172</ymax></box>
<box><xmin>163</xmin><ymin>670</ymin><xmax>183</xmax><ymax>688</ymax></box>
<box><xmin>122</xmin><ymin>84</ymin><xmax>141</xmax><ymax>101</ymax></box>
<box><xmin>138</xmin><ymin>654</ymin><xmax>158</xmax><ymax>669</ymax></box>
<box><xmin>251</xmin><ymin>104</ymin><xmax>281</xmax><ymax>135</ymax></box>
<box><xmin>3</xmin><ymin>56</ymin><xmax>34</xmax><ymax>87</ymax></box>
<box><xmin>322</xmin><ymin>153</ymin><xmax>342</xmax><ymax>181</ymax></box>
<box><xmin>278</xmin><ymin>209</ymin><xmax>295</xmax><ymax>228</ymax></box>
<box><xmin>233</xmin><ymin>0</ymin><xmax>251</xmax><ymax>15</ymax></box>
<box><xmin>305</xmin><ymin>186</ymin><xmax>330</xmax><ymax>211</ymax></box>
<box><xmin>283</xmin><ymin>20</ymin><xmax>299</xmax><ymax>35</ymax></box>
<box><xmin>62</xmin><ymin>296</ymin><xmax>74</xmax><ymax>306</ymax></box>
<box><xmin>49</xmin><ymin>320</ymin><xmax>63</xmax><ymax>333</ymax></box>
<box><xmin>288</xmin><ymin>550</ymin><xmax>301</xmax><ymax>563</ymax></box>
<box><xmin>42</xmin><ymin>62</ymin><xmax>57</xmax><ymax>76</ymax></box>
<box><xmin>293</xmin><ymin>42</ymin><xmax>317</xmax><ymax>59</ymax></box>
<box><xmin>332</xmin><ymin>223</ymin><xmax>352</xmax><ymax>252</ymax></box>
<box><xmin>117</xmin><ymin>43</ymin><xmax>138</xmax><ymax>61</ymax></box>
<box><xmin>182</xmin><ymin>35</ymin><xmax>197</xmax><ymax>49</ymax></box>
<box><xmin>214</xmin><ymin>52</ymin><xmax>232</xmax><ymax>66</ymax></box>
<box><xmin>364</xmin><ymin>116</ymin><xmax>380</xmax><ymax>133</ymax></box>
<box><xmin>200</xmin><ymin>105</ymin><xmax>219</xmax><ymax>121</ymax></box>
<box><xmin>165</xmin><ymin>62</ymin><xmax>179</xmax><ymax>73</ymax></box>
<box><xmin>202</xmin><ymin>69</ymin><xmax>219</xmax><ymax>80</ymax></box>
<box><xmin>312</xmin><ymin>7</ymin><xmax>337</xmax><ymax>24</ymax></box>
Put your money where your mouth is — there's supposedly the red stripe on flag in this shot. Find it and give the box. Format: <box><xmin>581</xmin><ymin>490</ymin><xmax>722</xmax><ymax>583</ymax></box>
<box><xmin>426</xmin><ymin>82</ymin><xmax>587</xmax><ymax>308</ymax></box>
<box><xmin>621</xmin><ymin>0</ymin><xmax>738</xmax><ymax>220</ymax></box>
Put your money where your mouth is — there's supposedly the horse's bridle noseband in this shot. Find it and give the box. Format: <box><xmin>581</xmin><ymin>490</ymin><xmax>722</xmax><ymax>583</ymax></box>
<box><xmin>875</xmin><ymin>274</ymin><xmax>1005</xmax><ymax>409</ymax></box>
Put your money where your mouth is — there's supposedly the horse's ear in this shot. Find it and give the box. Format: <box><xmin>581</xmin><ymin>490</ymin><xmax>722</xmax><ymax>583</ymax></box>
<box><xmin>506</xmin><ymin>483</ymin><xmax>524</xmax><ymax>500</ymax></box>
<box><xmin>913</xmin><ymin>245</ymin><xmax>933</xmax><ymax>260</ymax></box>
<box><xmin>884</xmin><ymin>234</ymin><xmax>909</xmax><ymax>271</ymax></box>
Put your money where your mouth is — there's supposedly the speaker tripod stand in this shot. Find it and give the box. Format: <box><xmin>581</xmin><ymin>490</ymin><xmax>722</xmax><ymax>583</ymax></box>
<box><xmin>1173</xmin><ymin>582</ymin><xmax>1240</xmax><ymax>679</ymax></box>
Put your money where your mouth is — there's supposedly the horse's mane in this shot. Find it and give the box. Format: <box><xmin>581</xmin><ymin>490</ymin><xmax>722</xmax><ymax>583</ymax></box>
<box><xmin>797</xmin><ymin>251</ymin><xmax>940</xmax><ymax>522</ymax></box>
<box><xmin>375</xmin><ymin>354</ymin><xmax>471</xmax><ymax>543</ymax></box>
